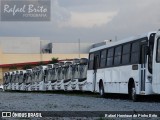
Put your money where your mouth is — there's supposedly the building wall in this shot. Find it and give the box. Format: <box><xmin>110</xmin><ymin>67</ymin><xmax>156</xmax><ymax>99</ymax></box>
<box><xmin>0</xmin><ymin>37</ymin><xmax>93</xmax><ymax>54</ymax></box>
<box><xmin>0</xmin><ymin>37</ymin><xmax>41</xmax><ymax>54</ymax></box>
<box><xmin>51</xmin><ymin>43</ymin><xmax>92</xmax><ymax>54</ymax></box>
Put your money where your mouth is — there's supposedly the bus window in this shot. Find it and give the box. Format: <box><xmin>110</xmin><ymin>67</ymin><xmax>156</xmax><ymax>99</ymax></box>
<box><xmin>131</xmin><ymin>42</ymin><xmax>140</xmax><ymax>64</ymax></box>
<box><xmin>100</xmin><ymin>50</ymin><xmax>107</xmax><ymax>68</ymax></box>
<box><xmin>156</xmin><ymin>38</ymin><xmax>160</xmax><ymax>62</ymax></box>
<box><xmin>148</xmin><ymin>34</ymin><xmax>155</xmax><ymax>73</ymax></box>
<box><xmin>107</xmin><ymin>48</ymin><xmax>114</xmax><ymax>67</ymax></box>
<box><xmin>88</xmin><ymin>53</ymin><xmax>94</xmax><ymax>70</ymax></box>
<box><xmin>94</xmin><ymin>54</ymin><xmax>100</xmax><ymax>69</ymax></box>
<box><xmin>114</xmin><ymin>46</ymin><xmax>122</xmax><ymax>66</ymax></box>
<box><xmin>122</xmin><ymin>44</ymin><xmax>131</xmax><ymax>64</ymax></box>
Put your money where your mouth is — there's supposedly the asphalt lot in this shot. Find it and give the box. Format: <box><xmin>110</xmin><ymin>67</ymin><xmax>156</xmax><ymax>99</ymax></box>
<box><xmin>1</xmin><ymin>91</ymin><xmax>160</xmax><ymax>119</ymax></box>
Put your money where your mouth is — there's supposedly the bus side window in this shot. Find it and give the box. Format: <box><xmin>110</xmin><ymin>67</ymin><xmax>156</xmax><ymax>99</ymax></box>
<box><xmin>156</xmin><ymin>38</ymin><xmax>160</xmax><ymax>62</ymax></box>
<box><xmin>94</xmin><ymin>54</ymin><xmax>100</xmax><ymax>69</ymax></box>
<box><xmin>114</xmin><ymin>46</ymin><xmax>122</xmax><ymax>66</ymax></box>
<box><xmin>122</xmin><ymin>43</ymin><xmax>131</xmax><ymax>65</ymax></box>
<box><xmin>107</xmin><ymin>48</ymin><xmax>114</xmax><ymax>67</ymax></box>
<box><xmin>88</xmin><ymin>53</ymin><xmax>94</xmax><ymax>70</ymax></box>
<box><xmin>100</xmin><ymin>50</ymin><xmax>107</xmax><ymax>68</ymax></box>
<box><xmin>131</xmin><ymin>42</ymin><xmax>140</xmax><ymax>64</ymax></box>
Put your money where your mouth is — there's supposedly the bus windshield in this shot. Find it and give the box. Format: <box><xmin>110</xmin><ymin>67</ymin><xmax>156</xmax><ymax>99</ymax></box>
<box><xmin>57</xmin><ymin>67</ymin><xmax>63</xmax><ymax>80</ymax></box>
<box><xmin>72</xmin><ymin>64</ymin><xmax>79</xmax><ymax>79</ymax></box>
<box><xmin>64</xmin><ymin>66</ymin><xmax>72</xmax><ymax>80</ymax></box>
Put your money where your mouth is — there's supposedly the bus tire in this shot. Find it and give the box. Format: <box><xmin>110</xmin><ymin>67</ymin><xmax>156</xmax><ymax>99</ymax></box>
<box><xmin>99</xmin><ymin>81</ymin><xmax>105</xmax><ymax>97</ymax></box>
<box><xmin>129</xmin><ymin>83</ymin><xmax>137</xmax><ymax>102</ymax></box>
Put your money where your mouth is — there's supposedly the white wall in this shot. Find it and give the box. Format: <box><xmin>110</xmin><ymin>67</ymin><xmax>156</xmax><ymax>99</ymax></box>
<box><xmin>0</xmin><ymin>37</ymin><xmax>41</xmax><ymax>54</ymax></box>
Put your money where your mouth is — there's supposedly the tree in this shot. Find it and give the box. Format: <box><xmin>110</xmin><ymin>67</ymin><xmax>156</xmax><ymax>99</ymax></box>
<box><xmin>23</xmin><ymin>64</ymin><xmax>32</xmax><ymax>70</ymax></box>
<box><xmin>50</xmin><ymin>57</ymin><xmax>58</xmax><ymax>64</ymax></box>
<box><xmin>9</xmin><ymin>65</ymin><xmax>17</xmax><ymax>70</ymax></box>
<box><xmin>38</xmin><ymin>61</ymin><xmax>45</xmax><ymax>66</ymax></box>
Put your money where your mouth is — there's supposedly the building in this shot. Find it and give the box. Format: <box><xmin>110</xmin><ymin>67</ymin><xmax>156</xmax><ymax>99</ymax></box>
<box><xmin>0</xmin><ymin>37</ymin><xmax>93</xmax><ymax>84</ymax></box>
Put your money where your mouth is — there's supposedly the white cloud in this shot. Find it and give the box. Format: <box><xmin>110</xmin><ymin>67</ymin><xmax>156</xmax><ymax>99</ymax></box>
<box><xmin>58</xmin><ymin>11</ymin><xmax>118</xmax><ymax>28</ymax></box>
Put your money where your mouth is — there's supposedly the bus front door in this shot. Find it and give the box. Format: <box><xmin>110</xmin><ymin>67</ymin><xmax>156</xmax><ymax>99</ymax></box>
<box><xmin>93</xmin><ymin>53</ymin><xmax>100</xmax><ymax>92</ymax></box>
<box><xmin>140</xmin><ymin>44</ymin><xmax>147</xmax><ymax>92</ymax></box>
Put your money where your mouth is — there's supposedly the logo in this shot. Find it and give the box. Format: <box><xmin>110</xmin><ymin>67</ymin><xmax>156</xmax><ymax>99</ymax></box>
<box><xmin>2</xmin><ymin>112</ymin><xmax>11</xmax><ymax>118</ymax></box>
<box><xmin>0</xmin><ymin>0</ymin><xmax>51</xmax><ymax>21</ymax></box>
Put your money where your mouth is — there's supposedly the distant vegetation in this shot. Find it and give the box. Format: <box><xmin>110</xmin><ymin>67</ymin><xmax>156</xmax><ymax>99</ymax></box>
<box><xmin>23</xmin><ymin>64</ymin><xmax>32</xmax><ymax>70</ymax></box>
<box><xmin>50</xmin><ymin>57</ymin><xmax>59</xmax><ymax>64</ymax></box>
<box><xmin>9</xmin><ymin>65</ymin><xmax>17</xmax><ymax>70</ymax></box>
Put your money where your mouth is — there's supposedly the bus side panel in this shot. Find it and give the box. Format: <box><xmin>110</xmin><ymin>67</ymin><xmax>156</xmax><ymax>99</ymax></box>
<box><xmin>104</xmin><ymin>68</ymin><xmax>112</xmax><ymax>93</ymax></box>
<box><xmin>112</xmin><ymin>68</ymin><xmax>120</xmax><ymax>93</ymax></box>
<box><xmin>95</xmin><ymin>69</ymin><xmax>105</xmax><ymax>93</ymax></box>
<box><xmin>119</xmin><ymin>66</ymin><xmax>131</xmax><ymax>94</ymax></box>
<box><xmin>103</xmin><ymin>68</ymin><xmax>119</xmax><ymax>93</ymax></box>
<box><xmin>103</xmin><ymin>65</ymin><xmax>140</xmax><ymax>94</ymax></box>
<box><xmin>131</xmin><ymin>64</ymin><xmax>141</xmax><ymax>94</ymax></box>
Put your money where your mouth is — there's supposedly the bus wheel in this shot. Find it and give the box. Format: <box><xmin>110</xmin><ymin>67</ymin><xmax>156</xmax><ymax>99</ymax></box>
<box><xmin>130</xmin><ymin>84</ymin><xmax>137</xmax><ymax>102</ymax></box>
<box><xmin>99</xmin><ymin>82</ymin><xmax>105</xmax><ymax>97</ymax></box>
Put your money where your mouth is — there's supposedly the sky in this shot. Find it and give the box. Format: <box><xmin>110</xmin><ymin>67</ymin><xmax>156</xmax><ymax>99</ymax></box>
<box><xmin>0</xmin><ymin>0</ymin><xmax>160</xmax><ymax>43</ymax></box>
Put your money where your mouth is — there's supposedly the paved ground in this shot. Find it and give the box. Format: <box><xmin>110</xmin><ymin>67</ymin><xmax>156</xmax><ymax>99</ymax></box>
<box><xmin>1</xmin><ymin>91</ymin><xmax>160</xmax><ymax>120</ymax></box>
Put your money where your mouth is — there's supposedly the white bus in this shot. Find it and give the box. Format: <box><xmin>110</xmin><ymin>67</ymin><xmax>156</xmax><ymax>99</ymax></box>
<box><xmin>18</xmin><ymin>70</ymin><xmax>26</xmax><ymax>91</ymax></box>
<box><xmin>71</xmin><ymin>59</ymin><xmax>80</xmax><ymax>90</ymax></box>
<box><xmin>24</xmin><ymin>69</ymin><xmax>32</xmax><ymax>91</ymax></box>
<box><xmin>78</xmin><ymin>58</ymin><xmax>88</xmax><ymax>91</ymax></box>
<box><xmin>6</xmin><ymin>72</ymin><xmax>12</xmax><ymax>90</ymax></box>
<box><xmin>37</xmin><ymin>65</ymin><xmax>47</xmax><ymax>91</ymax></box>
<box><xmin>56</xmin><ymin>62</ymin><xmax>65</xmax><ymax>90</ymax></box>
<box><xmin>3</xmin><ymin>72</ymin><xmax>8</xmax><ymax>90</ymax></box>
<box><xmin>11</xmin><ymin>71</ymin><xmax>16</xmax><ymax>90</ymax></box>
<box><xmin>50</xmin><ymin>63</ymin><xmax>59</xmax><ymax>90</ymax></box>
<box><xmin>86</xmin><ymin>31</ymin><xmax>156</xmax><ymax>101</ymax></box>
<box><xmin>45</xmin><ymin>63</ymin><xmax>59</xmax><ymax>90</ymax></box>
<box><xmin>31</xmin><ymin>67</ymin><xmax>39</xmax><ymax>91</ymax></box>
<box><xmin>63</xmin><ymin>61</ymin><xmax>73</xmax><ymax>91</ymax></box>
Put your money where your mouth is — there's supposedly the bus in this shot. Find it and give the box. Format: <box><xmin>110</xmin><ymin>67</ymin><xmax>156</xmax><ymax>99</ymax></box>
<box><xmin>3</xmin><ymin>72</ymin><xmax>8</xmax><ymax>90</ymax></box>
<box><xmin>25</xmin><ymin>69</ymin><xmax>32</xmax><ymax>91</ymax></box>
<box><xmin>18</xmin><ymin>70</ymin><xmax>26</xmax><ymax>91</ymax></box>
<box><xmin>78</xmin><ymin>58</ymin><xmax>88</xmax><ymax>91</ymax></box>
<box><xmin>6</xmin><ymin>72</ymin><xmax>12</xmax><ymax>90</ymax></box>
<box><xmin>63</xmin><ymin>61</ymin><xmax>72</xmax><ymax>91</ymax></box>
<box><xmin>49</xmin><ymin>63</ymin><xmax>59</xmax><ymax>90</ymax></box>
<box><xmin>31</xmin><ymin>67</ymin><xmax>39</xmax><ymax>91</ymax></box>
<box><xmin>37</xmin><ymin>65</ymin><xmax>47</xmax><ymax>91</ymax></box>
<box><xmin>86</xmin><ymin>31</ymin><xmax>156</xmax><ymax>101</ymax></box>
<box><xmin>71</xmin><ymin>59</ymin><xmax>80</xmax><ymax>90</ymax></box>
<box><xmin>44</xmin><ymin>64</ymin><xmax>54</xmax><ymax>90</ymax></box>
<box><xmin>11</xmin><ymin>71</ymin><xmax>16</xmax><ymax>90</ymax></box>
<box><xmin>56</xmin><ymin>62</ymin><xmax>65</xmax><ymax>90</ymax></box>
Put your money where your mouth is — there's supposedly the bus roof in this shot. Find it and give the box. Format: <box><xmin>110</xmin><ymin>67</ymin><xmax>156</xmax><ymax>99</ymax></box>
<box><xmin>90</xmin><ymin>31</ymin><xmax>156</xmax><ymax>53</ymax></box>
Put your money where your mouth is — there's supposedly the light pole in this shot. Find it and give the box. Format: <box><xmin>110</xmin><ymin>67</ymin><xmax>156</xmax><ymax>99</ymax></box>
<box><xmin>40</xmin><ymin>40</ymin><xmax>42</xmax><ymax>62</ymax></box>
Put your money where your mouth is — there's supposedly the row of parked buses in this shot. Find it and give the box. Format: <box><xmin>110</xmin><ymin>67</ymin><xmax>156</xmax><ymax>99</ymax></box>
<box><xmin>3</xmin><ymin>58</ymin><xmax>88</xmax><ymax>92</ymax></box>
<box><xmin>3</xmin><ymin>29</ymin><xmax>160</xmax><ymax>101</ymax></box>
